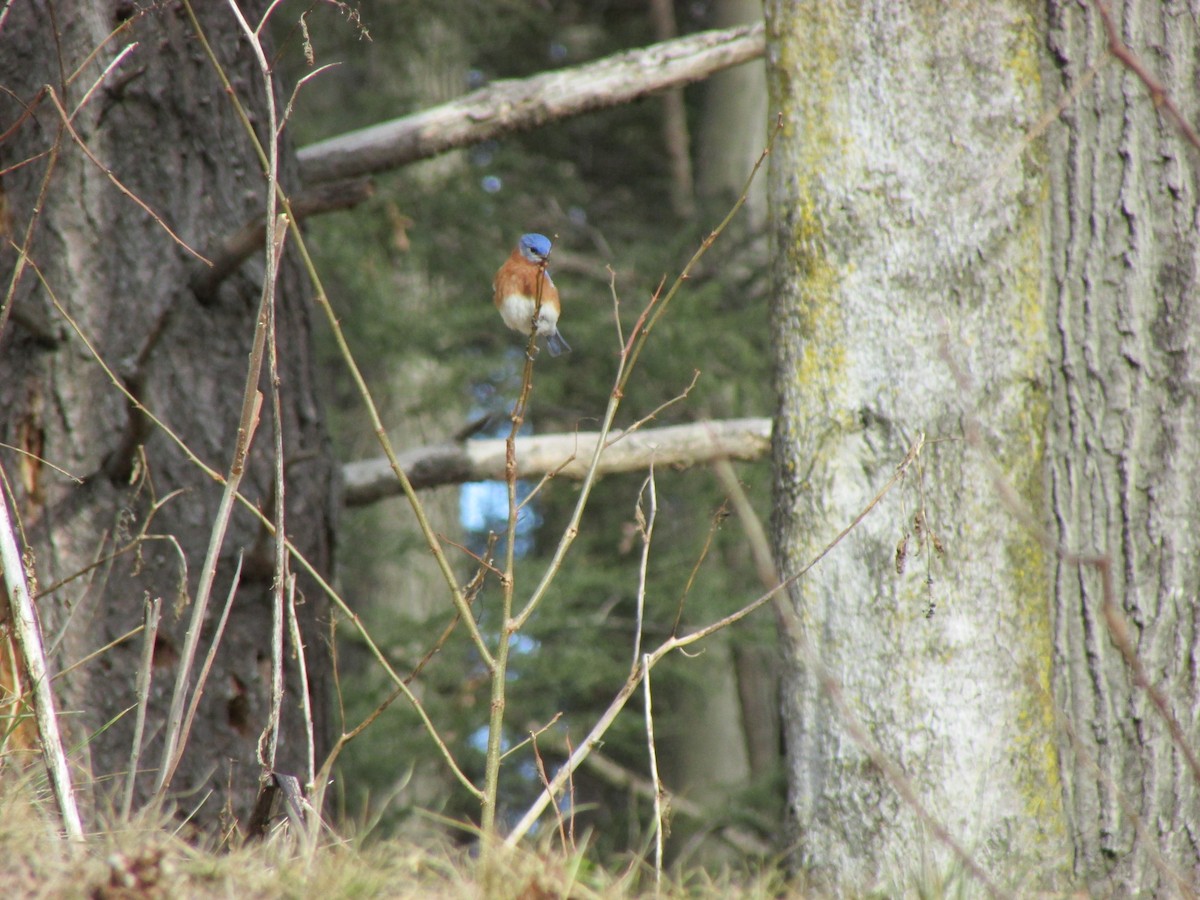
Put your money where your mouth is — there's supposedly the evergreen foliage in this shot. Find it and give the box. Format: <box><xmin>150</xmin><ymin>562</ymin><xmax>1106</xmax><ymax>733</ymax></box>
<box><xmin>277</xmin><ymin>0</ymin><xmax>776</xmax><ymax>862</ymax></box>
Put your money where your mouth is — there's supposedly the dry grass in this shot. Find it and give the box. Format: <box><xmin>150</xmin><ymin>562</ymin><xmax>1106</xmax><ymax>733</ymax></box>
<box><xmin>0</xmin><ymin>775</ymin><xmax>796</xmax><ymax>900</ymax></box>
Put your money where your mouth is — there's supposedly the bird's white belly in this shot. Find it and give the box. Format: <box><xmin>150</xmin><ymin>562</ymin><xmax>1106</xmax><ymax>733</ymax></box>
<box><xmin>498</xmin><ymin>293</ymin><xmax>558</xmax><ymax>336</ymax></box>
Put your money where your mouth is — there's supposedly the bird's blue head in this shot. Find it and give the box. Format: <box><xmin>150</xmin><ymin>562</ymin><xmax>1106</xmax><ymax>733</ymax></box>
<box><xmin>518</xmin><ymin>233</ymin><xmax>552</xmax><ymax>263</ymax></box>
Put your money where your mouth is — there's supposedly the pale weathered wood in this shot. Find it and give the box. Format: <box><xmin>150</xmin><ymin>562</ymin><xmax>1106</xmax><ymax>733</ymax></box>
<box><xmin>297</xmin><ymin>24</ymin><xmax>765</xmax><ymax>185</ymax></box>
<box><xmin>342</xmin><ymin>417</ymin><xmax>771</xmax><ymax>506</ymax></box>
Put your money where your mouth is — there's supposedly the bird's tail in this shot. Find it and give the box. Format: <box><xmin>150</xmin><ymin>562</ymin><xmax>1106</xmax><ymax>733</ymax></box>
<box><xmin>545</xmin><ymin>330</ymin><xmax>571</xmax><ymax>357</ymax></box>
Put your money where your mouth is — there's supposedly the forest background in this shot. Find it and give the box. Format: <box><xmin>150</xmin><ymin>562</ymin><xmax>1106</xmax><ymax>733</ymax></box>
<box><xmin>2</xmin><ymin>1</ymin><xmax>1199</xmax><ymax>898</ymax></box>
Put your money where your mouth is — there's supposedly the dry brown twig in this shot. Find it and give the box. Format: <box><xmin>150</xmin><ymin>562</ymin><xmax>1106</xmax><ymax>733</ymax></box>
<box><xmin>1092</xmin><ymin>0</ymin><xmax>1200</xmax><ymax>153</ymax></box>
<box><xmin>42</xmin><ymin>87</ymin><xmax>210</xmax><ymax>264</ymax></box>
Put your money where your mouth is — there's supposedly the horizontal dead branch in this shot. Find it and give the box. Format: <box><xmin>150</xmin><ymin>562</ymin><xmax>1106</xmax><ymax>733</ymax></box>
<box><xmin>342</xmin><ymin>416</ymin><xmax>771</xmax><ymax>507</ymax></box>
<box><xmin>297</xmin><ymin>23</ymin><xmax>765</xmax><ymax>185</ymax></box>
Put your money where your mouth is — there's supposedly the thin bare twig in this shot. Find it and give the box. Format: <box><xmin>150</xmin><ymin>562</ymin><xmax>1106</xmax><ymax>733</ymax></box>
<box><xmin>605</xmin><ymin>370</ymin><xmax>701</xmax><ymax>451</ymax></box>
<box><xmin>1092</xmin><ymin>0</ymin><xmax>1200</xmax><ymax>152</ymax></box>
<box><xmin>42</xmin><ymin>87</ymin><xmax>210</xmax><ymax>263</ymax></box>
<box><xmin>404</xmin><ymin>540</ymin><xmax>493</xmax><ymax>684</ymax></box>
<box><xmin>505</xmin><ymin>434</ymin><xmax>925</xmax><ymax>847</ymax></box>
<box><xmin>530</xmin><ymin>729</ymin><xmax>570</xmax><ymax>854</ymax></box>
<box><xmin>286</xmin><ymin>575</ymin><xmax>315</xmax><ymax>791</ymax></box>
<box><xmin>154</xmin><ymin>383</ymin><xmax>262</xmax><ymax>799</ymax></box>
<box><xmin>499</xmin><ymin>711</ymin><xmax>563</xmax><ymax>762</ymax></box>
<box><xmin>711</xmin><ymin>458</ymin><xmax>776</xmax><ymax>592</ymax></box>
<box><xmin>481</xmin><ymin>255</ymin><xmax>550</xmax><ymax>837</ymax></box>
<box><xmin>70</xmin><ymin>42</ymin><xmax>138</xmax><ymax>119</ymax></box>
<box><xmin>642</xmin><ymin>654</ymin><xmax>665</xmax><ymax>892</ymax></box>
<box><xmin>52</xmin><ymin>623</ymin><xmax>143</xmax><ymax>682</ymax></box>
<box><xmin>258</xmin><ymin>221</ymin><xmax>290</xmax><ymax>783</ymax></box>
<box><xmin>162</xmin><ymin>552</ymin><xmax>245</xmax><ymax>796</ymax></box>
<box><xmin>0</xmin><ymin>442</ymin><xmax>83</xmax><ymax>484</ymax></box>
<box><xmin>617</xmin><ymin>114</ymin><xmax>782</xmax><ymax>398</ymax></box>
<box><xmin>632</xmin><ymin>468</ymin><xmax>657</xmax><ymax>667</ymax></box>
<box><xmin>1</xmin><ymin>132</ymin><xmax>61</xmax><ymax>344</ymax></box>
<box><xmin>669</xmin><ymin>498</ymin><xmax>729</xmax><ymax>638</ymax></box>
<box><xmin>121</xmin><ymin>595</ymin><xmax>162</xmax><ymax>822</ymax></box>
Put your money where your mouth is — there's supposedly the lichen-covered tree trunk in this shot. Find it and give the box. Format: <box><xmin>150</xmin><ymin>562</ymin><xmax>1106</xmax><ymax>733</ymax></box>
<box><xmin>0</xmin><ymin>4</ymin><xmax>335</xmax><ymax>827</ymax></box>
<box><xmin>1045</xmin><ymin>2</ymin><xmax>1200</xmax><ymax>893</ymax></box>
<box><xmin>764</xmin><ymin>2</ymin><xmax>1065</xmax><ymax>891</ymax></box>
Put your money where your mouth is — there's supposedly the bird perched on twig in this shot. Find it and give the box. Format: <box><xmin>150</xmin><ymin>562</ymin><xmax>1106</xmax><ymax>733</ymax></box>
<box><xmin>493</xmin><ymin>233</ymin><xmax>571</xmax><ymax>357</ymax></box>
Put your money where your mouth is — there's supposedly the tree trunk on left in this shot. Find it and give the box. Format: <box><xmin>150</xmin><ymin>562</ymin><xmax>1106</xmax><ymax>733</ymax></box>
<box><xmin>0</xmin><ymin>3</ymin><xmax>335</xmax><ymax>829</ymax></box>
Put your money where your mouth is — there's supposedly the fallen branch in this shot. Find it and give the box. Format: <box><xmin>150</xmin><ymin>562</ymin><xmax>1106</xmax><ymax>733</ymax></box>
<box><xmin>297</xmin><ymin>23</ymin><xmax>765</xmax><ymax>185</ymax></box>
<box><xmin>341</xmin><ymin>417</ymin><xmax>772</xmax><ymax>506</ymax></box>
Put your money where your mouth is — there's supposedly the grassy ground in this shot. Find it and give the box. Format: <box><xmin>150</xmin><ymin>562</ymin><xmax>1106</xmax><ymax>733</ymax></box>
<box><xmin>1</xmin><ymin>779</ymin><xmax>793</xmax><ymax>899</ymax></box>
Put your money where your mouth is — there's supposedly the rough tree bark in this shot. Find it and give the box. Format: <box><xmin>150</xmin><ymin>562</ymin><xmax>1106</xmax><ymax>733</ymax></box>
<box><xmin>765</xmin><ymin>2</ymin><xmax>1066</xmax><ymax>892</ymax></box>
<box><xmin>0</xmin><ymin>4</ymin><xmax>335</xmax><ymax>828</ymax></box>
<box><xmin>1046</xmin><ymin>2</ymin><xmax>1200</xmax><ymax>893</ymax></box>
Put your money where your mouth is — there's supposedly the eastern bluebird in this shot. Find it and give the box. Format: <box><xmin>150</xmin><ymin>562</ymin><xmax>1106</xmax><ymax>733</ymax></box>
<box><xmin>493</xmin><ymin>233</ymin><xmax>571</xmax><ymax>357</ymax></box>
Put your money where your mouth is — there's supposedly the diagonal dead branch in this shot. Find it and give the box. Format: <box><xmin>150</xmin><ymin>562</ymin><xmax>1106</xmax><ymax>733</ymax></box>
<box><xmin>297</xmin><ymin>24</ymin><xmax>765</xmax><ymax>184</ymax></box>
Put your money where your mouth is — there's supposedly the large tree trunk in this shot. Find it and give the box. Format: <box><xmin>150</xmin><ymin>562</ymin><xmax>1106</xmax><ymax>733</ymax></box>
<box><xmin>764</xmin><ymin>2</ymin><xmax>1066</xmax><ymax>891</ymax></box>
<box><xmin>0</xmin><ymin>4</ymin><xmax>335</xmax><ymax>828</ymax></box>
<box><xmin>1046</xmin><ymin>2</ymin><xmax>1200</xmax><ymax>893</ymax></box>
